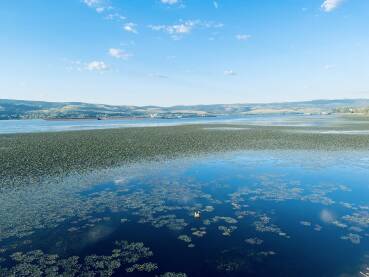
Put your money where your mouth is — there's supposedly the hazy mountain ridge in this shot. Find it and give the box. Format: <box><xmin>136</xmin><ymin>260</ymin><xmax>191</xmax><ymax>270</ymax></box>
<box><xmin>1</xmin><ymin>99</ymin><xmax>369</xmax><ymax>120</ymax></box>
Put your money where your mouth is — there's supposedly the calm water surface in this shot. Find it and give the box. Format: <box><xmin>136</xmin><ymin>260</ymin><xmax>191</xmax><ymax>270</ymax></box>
<box><xmin>0</xmin><ymin>151</ymin><xmax>368</xmax><ymax>276</ymax></box>
<box><xmin>0</xmin><ymin>114</ymin><xmax>345</xmax><ymax>134</ymax></box>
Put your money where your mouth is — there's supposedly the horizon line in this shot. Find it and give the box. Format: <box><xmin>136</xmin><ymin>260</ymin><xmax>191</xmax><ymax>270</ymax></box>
<box><xmin>2</xmin><ymin>97</ymin><xmax>369</xmax><ymax>108</ymax></box>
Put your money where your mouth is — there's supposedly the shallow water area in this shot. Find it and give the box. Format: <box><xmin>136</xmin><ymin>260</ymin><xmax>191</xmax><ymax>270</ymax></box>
<box><xmin>1</xmin><ymin>151</ymin><xmax>369</xmax><ymax>276</ymax></box>
<box><xmin>0</xmin><ymin>114</ymin><xmax>356</xmax><ymax>134</ymax></box>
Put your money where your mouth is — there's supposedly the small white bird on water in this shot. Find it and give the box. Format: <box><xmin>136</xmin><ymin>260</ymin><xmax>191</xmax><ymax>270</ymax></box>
<box><xmin>194</xmin><ymin>211</ymin><xmax>201</xmax><ymax>219</ymax></box>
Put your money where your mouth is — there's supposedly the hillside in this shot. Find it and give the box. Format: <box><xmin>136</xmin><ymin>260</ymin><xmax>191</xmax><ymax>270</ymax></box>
<box><xmin>1</xmin><ymin>99</ymin><xmax>369</xmax><ymax>120</ymax></box>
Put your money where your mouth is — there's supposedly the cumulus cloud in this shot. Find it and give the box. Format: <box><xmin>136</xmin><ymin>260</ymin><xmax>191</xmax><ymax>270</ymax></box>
<box><xmin>108</xmin><ymin>48</ymin><xmax>132</xmax><ymax>59</ymax></box>
<box><xmin>224</xmin><ymin>70</ymin><xmax>237</xmax><ymax>76</ymax></box>
<box><xmin>149</xmin><ymin>20</ymin><xmax>195</xmax><ymax>35</ymax></box>
<box><xmin>236</xmin><ymin>34</ymin><xmax>251</xmax><ymax>41</ymax></box>
<box><xmin>160</xmin><ymin>0</ymin><xmax>179</xmax><ymax>5</ymax></box>
<box><xmin>86</xmin><ymin>61</ymin><xmax>108</xmax><ymax>71</ymax></box>
<box><xmin>82</xmin><ymin>0</ymin><xmax>121</xmax><ymax>17</ymax></box>
<box><xmin>149</xmin><ymin>20</ymin><xmax>223</xmax><ymax>39</ymax></box>
<box><xmin>123</xmin><ymin>22</ymin><xmax>138</xmax><ymax>33</ymax></box>
<box><xmin>82</xmin><ymin>0</ymin><xmax>100</xmax><ymax>7</ymax></box>
<box><xmin>95</xmin><ymin>7</ymin><xmax>105</xmax><ymax>13</ymax></box>
<box><xmin>82</xmin><ymin>0</ymin><xmax>106</xmax><ymax>12</ymax></box>
<box><xmin>321</xmin><ymin>0</ymin><xmax>343</xmax><ymax>12</ymax></box>
<box><xmin>105</xmin><ymin>13</ymin><xmax>125</xmax><ymax>21</ymax></box>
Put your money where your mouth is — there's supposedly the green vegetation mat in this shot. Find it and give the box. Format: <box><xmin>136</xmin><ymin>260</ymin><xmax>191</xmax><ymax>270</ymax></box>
<box><xmin>1</xmin><ymin>124</ymin><xmax>369</xmax><ymax>185</ymax></box>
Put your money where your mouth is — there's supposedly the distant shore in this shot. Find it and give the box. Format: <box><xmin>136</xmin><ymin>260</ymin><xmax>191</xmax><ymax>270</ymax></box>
<box><xmin>44</xmin><ymin>116</ymin><xmax>148</xmax><ymax>121</ymax></box>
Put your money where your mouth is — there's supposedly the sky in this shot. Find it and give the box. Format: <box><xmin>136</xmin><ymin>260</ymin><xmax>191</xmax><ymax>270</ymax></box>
<box><xmin>1</xmin><ymin>0</ymin><xmax>369</xmax><ymax>106</ymax></box>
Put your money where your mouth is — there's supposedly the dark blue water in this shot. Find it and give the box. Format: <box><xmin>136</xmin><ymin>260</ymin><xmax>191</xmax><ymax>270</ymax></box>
<box><xmin>0</xmin><ymin>151</ymin><xmax>368</xmax><ymax>276</ymax></box>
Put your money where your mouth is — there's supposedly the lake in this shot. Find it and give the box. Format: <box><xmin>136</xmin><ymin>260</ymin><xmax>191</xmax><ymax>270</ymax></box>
<box><xmin>0</xmin><ymin>114</ymin><xmax>348</xmax><ymax>134</ymax></box>
<box><xmin>0</xmin><ymin>150</ymin><xmax>368</xmax><ymax>276</ymax></box>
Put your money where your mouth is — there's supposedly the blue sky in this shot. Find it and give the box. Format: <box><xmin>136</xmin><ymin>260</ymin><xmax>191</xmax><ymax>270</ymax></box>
<box><xmin>1</xmin><ymin>0</ymin><xmax>369</xmax><ymax>106</ymax></box>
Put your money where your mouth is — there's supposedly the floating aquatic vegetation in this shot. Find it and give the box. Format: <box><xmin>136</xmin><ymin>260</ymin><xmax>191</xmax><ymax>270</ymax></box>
<box><xmin>4</xmin><ymin>123</ymin><xmax>369</xmax><ymax>186</ymax></box>
<box><xmin>350</xmin><ymin>226</ymin><xmax>364</xmax><ymax>233</ymax></box>
<box><xmin>341</xmin><ymin>233</ymin><xmax>361</xmax><ymax>244</ymax></box>
<box><xmin>203</xmin><ymin>205</ymin><xmax>214</xmax><ymax>212</ymax></box>
<box><xmin>1</xmin><ymin>250</ymin><xmax>80</xmax><ymax>277</ymax></box>
<box><xmin>340</xmin><ymin>202</ymin><xmax>355</xmax><ymax>209</ymax></box>
<box><xmin>160</xmin><ymin>272</ymin><xmax>188</xmax><ymax>277</ymax></box>
<box><xmin>115</xmin><ymin>241</ymin><xmax>153</xmax><ymax>263</ymax></box>
<box><xmin>212</xmin><ymin>216</ymin><xmax>238</xmax><ymax>224</ymax></box>
<box><xmin>214</xmin><ymin>245</ymin><xmax>278</xmax><ymax>274</ymax></box>
<box><xmin>303</xmin><ymin>194</ymin><xmax>335</xmax><ymax>206</ymax></box>
<box><xmin>343</xmin><ymin>212</ymin><xmax>369</xmax><ymax>228</ymax></box>
<box><xmin>253</xmin><ymin>215</ymin><xmax>289</xmax><ymax>238</ymax></box>
<box><xmin>332</xmin><ymin>220</ymin><xmax>348</xmax><ymax>229</ymax></box>
<box><xmin>218</xmin><ymin>225</ymin><xmax>237</xmax><ymax>236</ymax></box>
<box><xmin>83</xmin><ymin>254</ymin><xmax>121</xmax><ymax>276</ymax></box>
<box><xmin>245</xmin><ymin>237</ymin><xmax>263</xmax><ymax>245</ymax></box>
<box><xmin>178</xmin><ymin>235</ymin><xmax>192</xmax><ymax>243</ymax></box>
<box><xmin>217</xmin><ymin>261</ymin><xmax>241</xmax><ymax>272</ymax></box>
<box><xmin>203</xmin><ymin>219</ymin><xmax>211</xmax><ymax>225</ymax></box>
<box><xmin>228</xmin><ymin>174</ymin><xmax>346</xmax><ymax>215</ymax></box>
<box><xmin>300</xmin><ymin>221</ymin><xmax>312</xmax><ymax>227</ymax></box>
<box><xmin>120</xmin><ymin>218</ymin><xmax>129</xmax><ymax>223</ymax></box>
<box><xmin>150</xmin><ymin>214</ymin><xmax>188</xmax><ymax>231</ymax></box>
<box><xmin>257</xmin><ymin>251</ymin><xmax>276</xmax><ymax>256</ymax></box>
<box><xmin>67</xmin><ymin>227</ymin><xmax>80</xmax><ymax>232</ymax></box>
<box><xmin>234</xmin><ymin>210</ymin><xmax>253</xmax><ymax>219</ymax></box>
<box><xmin>125</xmin><ymin>262</ymin><xmax>158</xmax><ymax>273</ymax></box>
<box><xmin>314</xmin><ymin>224</ymin><xmax>323</xmax><ymax>231</ymax></box>
<box><xmin>1</xmin><ymin>143</ymin><xmax>369</xmax><ymax>276</ymax></box>
<box><xmin>192</xmin><ymin>228</ymin><xmax>207</xmax><ymax>238</ymax></box>
<box><xmin>0</xmin><ymin>240</ymin><xmax>156</xmax><ymax>276</ymax></box>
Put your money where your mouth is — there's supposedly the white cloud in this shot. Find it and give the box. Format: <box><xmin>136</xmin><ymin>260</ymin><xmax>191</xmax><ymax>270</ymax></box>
<box><xmin>123</xmin><ymin>22</ymin><xmax>138</xmax><ymax>33</ymax></box>
<box><xmin>105</xmin><ymin>13</ymin><xmax>126</xmax><ymax>21</ymax></box>
<box><xmin>149</xmin><ymin>20</ymin><xmax>223</xmax><ymax>39</ymax></box>
<box><xmin>149</xmin><ymin>21</ymin><xmax>195</xmax><ymax>35</ymax></box>
<box><xmin>86</xmin><ymin>61</ymin><xmax>108</xmax><ymax>71</ymax></box>
<box><xmin>160</xmin><ymin>0</ymin><xmax>179</xmax><ymax>5</ymax></box>
<box><xmin>83</xmin><ymin>0</ymin><xmax>100</xmax><ymax>7</ymax></box>
<box><xmin>82</xmin><ymin>0</ymin><xmax>116</xmax><ymax>15</ymax></box>
<box><xmin>236</xmin><ymin>34</ymin><xmax>251</xmax><ymax>41</ymax></box>
<box><xmin>224</xmin><ymin>70</ymin><xmax>237</xmax><ymax>76</ymax></box>
<box><xmin>321</xmin><ymin>0</ymin><xmax>343</xmax><ymax>12</ymax></box>
<box><xmin>108</xmin><ymin>48</ymin><xmax>132</xmax><ymax>59</ymax></box>
<box><xmin>65</xmin><ymin>59</ymin><xmax>110</xmax><ymax>72</ymax></box>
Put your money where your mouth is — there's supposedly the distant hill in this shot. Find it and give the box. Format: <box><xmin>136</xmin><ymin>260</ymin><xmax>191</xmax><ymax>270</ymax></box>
<box><xmin>1</xmin><ymin>98</ymin><xmax>369</xmax><ymax>120</ymax></box>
